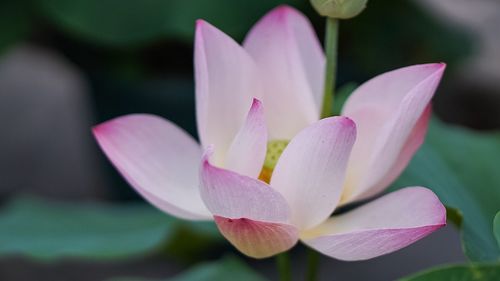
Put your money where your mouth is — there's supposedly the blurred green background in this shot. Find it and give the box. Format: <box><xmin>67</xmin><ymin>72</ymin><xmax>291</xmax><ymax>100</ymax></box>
<box><xmin>1</xmin><ymin>0</ymin><xmax>499</xmax><ymax>280</ymax></box>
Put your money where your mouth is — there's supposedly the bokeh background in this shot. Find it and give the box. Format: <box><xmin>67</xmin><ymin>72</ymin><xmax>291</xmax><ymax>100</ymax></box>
<box><xmin>1</xmin><ymin>0</ymin><xmax>499</xmax><ymax>280</ymax></box>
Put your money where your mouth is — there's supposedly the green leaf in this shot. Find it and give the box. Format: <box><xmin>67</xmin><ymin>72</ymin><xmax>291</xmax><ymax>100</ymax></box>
<box><xmin>0</xmin><ymin>196</ymin><xmax>220</xmax><ymax>260</ymax></box>
<box><xmin>390</xmin><ymin>119</ymin><xmax>500</xmax><ymax>261</ymax></box>
<box><xmin>0</xmin><ymin>0</ymin><xmax>32</xmax><ymax>54</ymax></box>
<box><xmin>342</xmin><ymin>0</ymin><xmax>473</xmax><ymax>75</ymax></box>
<box><xmin>446</xmin><ymin>206</ymin><xmax>463</xmax><ymax>228</ymax></box>
<box><xmin>35</xmin><ymin>0</ymin><xmax>311</xmax><ymax>47</ymax></box>
<box><xmin>169</xmin><ymin>256</ymin><xmax>266</xmax><ymax>281</ymax></box>
<box><xmin>399</xmin><ymin>263</ymin><xmax>500</xmax><ymax>281</ymax></box>
<box><xmin>164</xmin><ymin>220</ymin><xmax>223</xmax><ymax>263</ymax></box>
<box><xmin>109</xmin><ymin>255</ymin><xmax>267</xmax><ymax>281</ymax></box>
<box><xmin>36</xmin><ymin>0</ymin><xmax>172</xmax><ymax>47</ymax></box>
<box><xmin>494</xmin><ymin>212</ymin><xmax>500</xmax><ymax>249</ymax></box>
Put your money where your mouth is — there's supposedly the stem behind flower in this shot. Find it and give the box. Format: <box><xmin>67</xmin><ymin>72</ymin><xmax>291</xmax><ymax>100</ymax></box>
<box><xmin>276</xmin><ymin>252</ymin><xmax>292</xmax><ymax>281</ymax></box>
<box><xmin>320</xmin><ymin>18</ymin><xmax>339</xmax><ymax>118</ymax></box>
<box><xmin>306</xmin><ymin>248</ymin><xmax>321</xmax><ymax>281</ymax></box>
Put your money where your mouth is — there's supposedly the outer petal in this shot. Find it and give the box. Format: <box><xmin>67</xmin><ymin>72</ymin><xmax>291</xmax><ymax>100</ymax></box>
<box><xmin>373</xmin><ymin>105</ymin><xmax>431</xmax><ymax>191</ymax></box>
<box><xmin>341</xmin><ymin>63</ymin><xmax>445</xmax><ymax>203</ymax></box>
<box><xmin>214</xmin><ymin>216</ymin><xmax>298</xmax><ymax>259</ymax></box>
<box><xmin>302</xmin><ymin>187</ymin><xmax>446</xmax><ymax>261</ymax></box>
<box><xmin>225</xmin><ymin>98</ymin><xmax>267</xmax><ymax>178</ymax></box>
<box><xmin>93</xmin><ymin>114</ymin><xmax>211</xmax><ymax>220</ymax></box>
<box><xmin>200</xmin><ymin>152</ymin><xmax>299</xmax><ymax>258</ymax></box>
<box><xmin>270</xmin><ymin>117</ymin><xmax>356</xmax><ymax>230</ymax></box>
<box><xmin>195</xmin><ymin>20</ymin><xmax>262</xmax><ymax>165</ymax></box>
<box><xmin>243</xmin><ymin>5</ymin><xmax>325</xmax><ymax>139</ymax></box>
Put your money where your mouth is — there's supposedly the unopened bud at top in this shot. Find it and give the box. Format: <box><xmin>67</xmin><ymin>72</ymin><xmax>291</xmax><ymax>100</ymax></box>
<box><xmin>310</xmin><ymin>0</ymin><xmax>368</xmax><ymax>19</ymax></box>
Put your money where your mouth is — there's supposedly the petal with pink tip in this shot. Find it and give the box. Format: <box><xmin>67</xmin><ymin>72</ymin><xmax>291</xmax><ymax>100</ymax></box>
<box><xmin>270</xmin><ymin>117</ymin><xmax>356</xmax><ymax>230</ymax></box>
<box><xmin>200</xmin><ymin>152</ymin><xmax>292</xmax><ymax>222</ymax></box>
<box><xmin>341</xmin><ymin>63</ymin><xmax>445</xmax><ymax>203</ymax></box>
<box><xmin>243</xmin><ymin>5</ymin><xmax>325</xmax><ymax>139</ymax></box>
<box><xmin>195</xmin><ymin>20</ymin><xmax>262</xmax><ymax>165</ymax></box>
<box><xmin>93</xmin><ymin>114</ymin><xmax>211</xmax><ymax>220</ymax></box>
<box><xmin>302</xmin><ymin>187</ymin><xmax>446</xmax><ymax>261</ymax></box>
<box><xmin>225</xmin><ymin>98</ymin><xmax>267</xmax><ymax>178</ymax></box>
<box><xmin>200</xmin><ymin>153</ymin><xmax>299</xmax><ymax>257</ymax></box>
<box><xmin>214</xmin><ymin>216</ymin><xmax>298</xmax><ymax>258</ymax></box>
<box><xmin>372</xmin><ymin>105</ymin><xmax>431</xmax><ymax>191</ymax></box>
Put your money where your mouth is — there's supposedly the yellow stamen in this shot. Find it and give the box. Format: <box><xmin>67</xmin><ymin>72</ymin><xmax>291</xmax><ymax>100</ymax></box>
<box><xmin>258</xmin><ymin>140</ymin><xmax>289</xmax><ymax>184</ymax></box>
<box><xmin>258</xmin><ymin>167</ymin><xmax>273</xmax><ymax>184</ymax></box>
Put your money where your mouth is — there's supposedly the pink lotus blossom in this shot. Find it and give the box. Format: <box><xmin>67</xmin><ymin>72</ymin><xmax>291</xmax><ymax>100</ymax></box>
<box><xmin>93</xmin><ymin>6</ymin><xmax>446</xmax><ymax>259</ymax></box>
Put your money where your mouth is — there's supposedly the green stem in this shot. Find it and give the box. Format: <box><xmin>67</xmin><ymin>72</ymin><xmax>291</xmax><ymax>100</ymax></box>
<box><xmin>306</xmin><ymin>249</ymin><xmax>321</xmax><ymax>281</ymax></box>
<box><xmin>320</xmin><ymin>17</ymin><xmax>339</xmax><ymax>118</ymax></box>
<box><xmin>276</xmin><ymin>252</ymin><xmax>292</xmax><ymax>281</ymax></box>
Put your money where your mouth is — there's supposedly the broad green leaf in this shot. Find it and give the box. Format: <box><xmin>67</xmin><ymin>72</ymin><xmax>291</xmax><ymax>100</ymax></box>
<box><xmin>0</xmin><ymin>196</ymin><xmax>220</xmax><ymax>260</ymax></box>
<box><xmin>36</xmin><ymin>0</ymin><xmax>172</xmax><ymax>47</ymax></box>
<box><xmin>494</xmin><ymin>212</ymin><xmax>500</xmax><ymax>249</ymax></box>
<box><xmin>446</xmin><ymin>206</ymin><xmax>463</xmax><ymax>228</ymax></box>
<box><xmin>0</xmin><ymin>0</ymin><xmax>32</xmax><ymax>54</ymax></box>
<box><xmin>109</xmin><ymin>255</ymin><xmax>267</xmax><ymax>281</ymax></box>
<box><xmin>390</xmin><ymin>119</ymin><xmax>500</xmax><ymax>261</ymax></box>
<box><xmin>399</xmin><ymin>263</ymin><xmax>500</xmax><ymax>281</ymax></box>
<box><xmin>169</xmin><ymin>256</ymin><xmax>266</xmax><ymax>281</ymax></box>
<box><xmin>35</xmin><ymin>0</ymin><xmax>311</xmax><ymax>47</ymax></box>
<box><xmin>342</xmin><ymin>0</ymin><xmax>473</xmax><ymax>75</ymax></box>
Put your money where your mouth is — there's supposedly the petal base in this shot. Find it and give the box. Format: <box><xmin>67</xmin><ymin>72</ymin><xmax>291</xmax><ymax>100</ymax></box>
<box><xmin>214</xmin><ymin>216</ymin><xmax>298</xmax><ymax>259</ymax></box>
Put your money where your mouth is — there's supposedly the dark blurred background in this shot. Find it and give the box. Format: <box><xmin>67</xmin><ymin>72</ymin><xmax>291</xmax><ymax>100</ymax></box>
<box><xmin>0</xmin><ymin>0</ymin><xmax>499</xmax><ymax>280</ymax></box>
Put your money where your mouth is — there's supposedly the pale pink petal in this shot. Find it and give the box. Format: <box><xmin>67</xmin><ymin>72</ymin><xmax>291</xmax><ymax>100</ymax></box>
<box><xmin>93</xmin><ymin>114</ymin><xmax>211</xmax><ymax>220</ymax></box>
<box><xmin>214</xmin><ymin>216</ymin><xmax>298</xmax><ymax>258</ymax></box>
<box><xmin>302</xmin><ymin>187</ymin><xmax>446</xmax><ymax>261</ymax></box>
<box><xmin>270</xmin><ymin>117</ymin><xmax>356</xmax><ymax>230</ymax></box>
<box><xmin>200</xmin><ymin>152</ymin><xmax>299</xmax><ymax>257</ymax></box>
<box><xmin>195</xmin><ymin>20</ymin><xmax>262</xmax><ymax>165</ymax></box>
<box><xmin>243</xmin><ymin>5</ymin><xmax>325</xmax><ymax>139</ymax></box>
<box><xmin>200</xmin><ymin>151</ymin><xmax>291</xmax><ymax>223</ymax></box>
<box><xmin>372</xmin><ymin>105</ymin><xmax>431</xmax><ymax>191</ymax></box>
<box><xmin>341</xmin><ymin>63</ymin><xmax>445</xmax><ymax>203</ymax></box>
<box><xmin>225</xmin><ymin>98</ymin><xmax>267</xmax><ymax>178</ymax></box>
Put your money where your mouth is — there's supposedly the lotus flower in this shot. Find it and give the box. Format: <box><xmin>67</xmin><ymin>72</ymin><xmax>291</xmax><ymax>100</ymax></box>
<box><xmin>93</xmin><ymin>6</ymin><xmax>446</xmax><ymax>259</ymax></box>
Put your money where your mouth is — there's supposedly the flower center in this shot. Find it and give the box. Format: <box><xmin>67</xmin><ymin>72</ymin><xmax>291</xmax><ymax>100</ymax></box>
<box><xmin>258</xmin><ymin>140</ymin><xmax>289</xmax><ymax>184</ymax></box>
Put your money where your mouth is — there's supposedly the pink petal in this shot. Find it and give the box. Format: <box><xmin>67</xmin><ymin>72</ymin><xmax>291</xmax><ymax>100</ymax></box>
<box><xmin>270</xmin><ymin>117</ymin><xmax>356</xmax><ymax>230</ymax></box>
<box><xmin>200</xmin><ymin>151</ymin><xmax>291</xmax><ymax>223</ymax></box>
<box><xmin>341</xmin><ymin>63</ymin><xmax>445</xmax><ymax>203</ymax></box>
<box><xmin>200</xmin><ymin>152</ymin><xmax>299</xmax><ymax>257</ymax></box>
<box><xmin>302</xmin><ymin>187</ymin><xmax>446</xmax><ymax>261</ymax></box>
<box><xmin>243</xmin><ymin>5</ymin><xmax>325</xmax><ymax>139</ymax></box>
<box><xmin>214</xmin><ymin>216</ymin><xmax>298</xmax><ymax>258</ymax></box>
<box><xmin>372</xmin><ymin>105</ymin><xmax>431</xmax><ymax>191</ymax></box>
<box><xmin>225</xmin><ymin>98</ymin><xmax>268</xmax><ymax>178</ymax></box>
<box><xmin>195</xmin><ymin>20</ymin><xmax>262</xmax><ymax>165</ymax></box>
<box><xmin>93</xmin><ymin>114</ymin><xmax>211</xmax><ymax>220</ymax></box>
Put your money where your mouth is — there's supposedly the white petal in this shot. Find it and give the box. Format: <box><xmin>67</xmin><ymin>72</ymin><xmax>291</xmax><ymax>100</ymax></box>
<box><xmin>195</xmin><ymin>20</ymin><xmax>262</xmax><ymax>165</ymax></box>
<box><xmin>243</xmin><ymin>5</ymin><xmax>325</xmax><ymax>139</ymax></box>
<box><xmin>270</xmin><ymin>117</ymin><xmax>356</xmax><ymax>230</ymax></box>
<box><xmin>93</xmin><ymin>114</ymin><xmax>211</xmax><ymax>220</ymax></box>
<box><xmin>200</xmin><ymin>150</ymin><xmax>291</xmax><ymax>223</ymax></box>
<box><xmin>200</xmin><ymin>148</ymin><xmax>299</xmax><ymax>258</ymax></box>
<box><xmin>225</xmin><ymin>99</ymin><xmax>267</xmax><ymax>178</ymax></box>
<box><xmin>341</xmin><ymin>63</ymin><xmax>445</xmax><ymax>203</ymax></box>
<box><xmin>302</xmin><ymin>187</ymin><xmax>446</xmax><ymax>260</ymax></box>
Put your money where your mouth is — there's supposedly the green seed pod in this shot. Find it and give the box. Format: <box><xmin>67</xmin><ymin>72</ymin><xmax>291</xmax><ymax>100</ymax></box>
<box><xmin>310</xmin><ymin>0</ymin><xmax>368</xmax><ymax>19</ymax></box>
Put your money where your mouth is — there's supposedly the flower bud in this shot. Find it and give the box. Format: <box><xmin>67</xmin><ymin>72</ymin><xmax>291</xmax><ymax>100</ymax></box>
<box><xmin>310</xmin><ymin>0</ymin><xmax>368</xmax><ymax>19</ymax></box>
